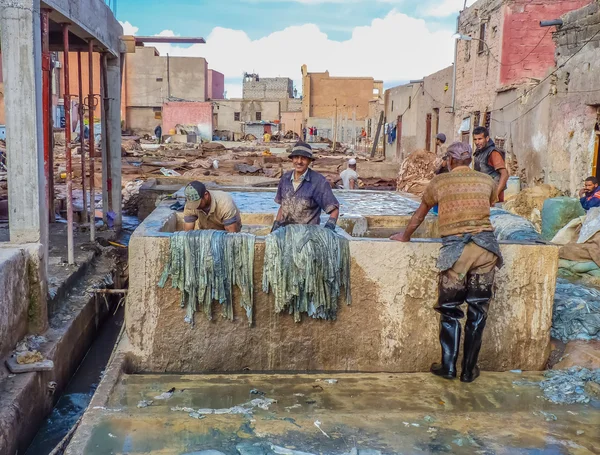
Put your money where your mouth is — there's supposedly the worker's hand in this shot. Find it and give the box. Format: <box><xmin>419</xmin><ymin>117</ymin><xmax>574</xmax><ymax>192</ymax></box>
<box><xmin>389</xmin><ymin>232</ymin><xmax>411</xmax><ymax>242</ymax></box>
<box><xmin>324</xmin><ymin>219</ymin><xmax>337</xmax><ymax>231</ymax></box>
<box><xmin>579</xmin><ymin>188</ymin><xmax>587</xmax><ymax>198</ymax></box>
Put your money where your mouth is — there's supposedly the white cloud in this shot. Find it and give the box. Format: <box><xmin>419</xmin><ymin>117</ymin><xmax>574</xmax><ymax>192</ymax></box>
<box><xmin>131</xmin><ymin>10</ymin><xmax>455</xmax><ymax>98</ymax></box>
<box><xmin>421</xmin><ymin>0</ymin><xmax>477</xmax><ymax>17</ymax></box>
<box><xmin>119</xmin><ymin>21</ymin><xmax>139</xmax><ymax>35</ymax></box>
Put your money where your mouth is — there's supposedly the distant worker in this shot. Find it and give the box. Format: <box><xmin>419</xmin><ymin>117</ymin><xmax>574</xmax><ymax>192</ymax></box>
<box><xmin>154</xmin><ymin>125</ymin><xmax>162</xmax><ymax>144</ymax></box>
<box><xmin>302</xmin><ymin>126</ymin><xmax>307</xmax><ymax>142</ymax></box>
<box><xmin>263</xmin><ymin>130</ymin><xmax>271</xmax><ymax>143</ymax></box>
<box><xmin>183</xmin><ymin>181</ymin><xmax>242</xmax><ymax>233</ymax></box>
<box><xmin>579</xmin><ymin>176</ymin><xmax>600</xmax><ymax>211</ymax></box>
<box><xmin>313</xmin><ymin>127</ymin><xmax>318</xmax><ymax>141</ymax></box>
<box><xmin>309</xmin><ymin>126</ymin><xmax>314</xmax><ymax>142</ymax></box>
<box><xmin>436</xmin><ymin>133</ymin><xmax>447</xmax><ymax>157</ymax></box>
<box><xmin>272</xmin><ymin>141</ymin><xmax>339</xmax><ymax>231</ymax></box>
<box><xmin>360</xmin><ymin>128</ymin><xmax>367</xmax><ymax>143</ymax></box>
<box><xmin>473</xmin><ymin>127</ymin><xmax>509</xmax><ymax>203</ymax></box>
<box><xmin>339</xmin><ymin>158</ymin><xmax>359</xmax><ymax>190</ymax></box>
<box><xmin>390</xmin><ymin>142</ymin><xmax>502</xmax><ymax>383</ymax></box>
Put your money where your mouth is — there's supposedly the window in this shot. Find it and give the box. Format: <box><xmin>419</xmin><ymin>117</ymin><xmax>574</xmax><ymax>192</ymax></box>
<box><xmin>474</xmin><ymin>111</ymin><xmax>481</xmax><ymax>127</ymax></box>
<box><xmin>478</xmin><ymin>22</ymin><xmax>487</xmax><ymax>54</ymax></box>
<box><xmin>391</xmin><ymin>100</ymin><xmax>394</xmax><ymax>112</ymax></box>
<box><xmin>256</xmin><ymin>112</ymin><xmax>262</xmax><ymax>121</ymax></box>
<box><xmin>485</xmin><ymin>111</ymin><xmax>491</xmax><ymax>129</ymax></box>
<box><xmin>156</xmin><ymin>77</ymin><xmax>163</xmax><ymax>82</ymax></box>
<box><xmin>234</xmin><ymin>112</ymin><xmax>241</xmax><ymax>121</ymax></box>
<box><xmin>408</xmin><ymin>96</ymin><xmax>412</xmax><ymax>109</ymax></box>
<box><xmin>465</xmin><ymin>40</ymin><xmax>471</xmax><ymax>62</ymax></box>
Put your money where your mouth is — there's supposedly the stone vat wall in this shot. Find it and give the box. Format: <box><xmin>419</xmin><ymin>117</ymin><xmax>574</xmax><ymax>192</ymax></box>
<box><xmin>125</xmin><ymin>205</ymin><xmax>559</xmax><ymax>373</ymax></box>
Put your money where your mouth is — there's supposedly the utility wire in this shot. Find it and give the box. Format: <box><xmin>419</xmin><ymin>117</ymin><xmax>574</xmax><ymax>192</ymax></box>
<box><xmin>464</xmin><ymin>26</ymin><xmax>600</xmax><ymax>117</ymax></box>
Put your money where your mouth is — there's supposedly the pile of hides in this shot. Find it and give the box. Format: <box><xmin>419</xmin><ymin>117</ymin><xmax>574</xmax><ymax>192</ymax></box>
<box><xmin>159</xmin><ymin>230</ymin><xmax>255</xmax><ymax>325</ymax></box>
<box><xmin>396</xmin><ymin>150</ymin><xmax>437</xmax><ymax>196</ymax></box>
<box><xmin>490</xmin><ymin>208</ymin><xmax>542</xmax><ymax>242</ymax></box>
<box><xmin>503</xmin><ymin>184</ymin><xmax>561</xmax><ymax>231</ymax></box>
<box><xmin>552</xmin><ymin>279</ymin><xmax>600</xmax><ymax>342</ymax></box>
<box><xmin>558</xmin><ymin>208</ymin><xmax>600</xmax><ymax>276</ymax></box>
<box><xmin>122</xmin><ymin>179</ymin><xmax>144</xmax><ymax>215</ymax></box>
<box><xmin>262</xmin><ymin>225</ymin><xmax>351</xmax><ymax>322</ymax></box>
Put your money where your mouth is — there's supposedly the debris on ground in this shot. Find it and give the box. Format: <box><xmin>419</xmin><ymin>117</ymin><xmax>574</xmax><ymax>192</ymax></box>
<box><xmin>122</xmin><ymin>179</ymin><xmax>144</xmax><ymax>215</ymax></box>
<box><xmin>15</xmin><ymin>335</ymin><xmax>48</xmax><ymax>352</ymax></box>
<box><xmin>504</xmin><ymin>184</ymin><xmax>561</xmax><ymax>231</ymax></box>
<box><xmin>16</xmin><ymin>350</ymin><xmax>44</xmax><ymax>364</ymax></box>
<box><xmin>539</xmin><ymin>368</ymin><xmax>600</xmax><ymax>404</ymax></box>
<box><xmin>137</xmin><ymin>400</ymin><xmax>153</xmax><ymax>408</ymax></box>
<box><xmin>170</xmin><ymin>396</ymin><xmax>277</xmax><ymax>418</ymax></box>
<box><xmin>396</xmin><ymin>149</ymin><xmax>437</xmax><ymax>196</ymax></box>
<box><xmin>153</xmin><ymin>387</ymin><xmax>176</xmax><ymax>400</ymax></box>
<box><xmin>552</xmin><ymin>279</ymin><xmax>600</xmax><ymax>342</ymax></box>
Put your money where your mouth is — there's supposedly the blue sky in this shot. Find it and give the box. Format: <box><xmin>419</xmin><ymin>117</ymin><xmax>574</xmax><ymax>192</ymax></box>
<box><xmin>118</xmin><ymin>0</ymin><xmax>474</xmax><ymax>97</ymax></box>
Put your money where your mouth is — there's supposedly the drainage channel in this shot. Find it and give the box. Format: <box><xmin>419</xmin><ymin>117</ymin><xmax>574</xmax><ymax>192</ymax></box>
<box><xmin>25</xmin><ymin>305</ymin><xmax>124</xmax><ymax>455</ymax></box>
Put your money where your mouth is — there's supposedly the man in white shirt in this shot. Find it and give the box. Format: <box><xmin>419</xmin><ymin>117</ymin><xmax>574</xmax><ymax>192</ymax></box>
<box><xmin>339</xmin><ymin>159</ymin><xmax>359</xmax><ymax>190</ymax></box>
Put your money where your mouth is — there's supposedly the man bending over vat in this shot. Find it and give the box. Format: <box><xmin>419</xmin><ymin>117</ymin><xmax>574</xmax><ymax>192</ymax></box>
<box><xmin>390</xmin><ymin>142</ymin><xmax>502</xmax><ymax>383</ymax></box>
<box><xmin>183</xmin><ymin>181</ymin><xmax>242</xmax><ymax>233</ymax></box>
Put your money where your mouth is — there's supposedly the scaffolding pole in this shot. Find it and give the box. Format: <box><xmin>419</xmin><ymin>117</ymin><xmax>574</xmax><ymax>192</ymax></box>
<box><xmin>63</xmin><ymin>24</ymin><xmax>75</xmax><ymax>264</ymax></box>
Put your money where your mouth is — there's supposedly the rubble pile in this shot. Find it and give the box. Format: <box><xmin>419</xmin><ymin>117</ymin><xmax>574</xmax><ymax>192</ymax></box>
<box><xmin>540</xmin><ymin>368</ymin><xmax>600</xmax><ymax>404</ymax></box>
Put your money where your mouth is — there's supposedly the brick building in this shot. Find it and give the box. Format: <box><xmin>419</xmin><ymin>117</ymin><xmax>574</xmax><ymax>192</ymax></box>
<box><xmin>242</xmin><ymin>74</ymin><xmax>294</xmax><ymax>101</ymax></box>
<box><xmin>301</xmin><ymin>64</ymin><xmax>383</xmax><ymax>141</ymax></box>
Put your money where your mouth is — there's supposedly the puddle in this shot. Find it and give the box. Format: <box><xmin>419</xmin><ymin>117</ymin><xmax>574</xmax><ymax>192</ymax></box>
<box><xmin>77</xmin><ymin>372</ymin><xmax>600</xmax><ymax>454</ymax></box>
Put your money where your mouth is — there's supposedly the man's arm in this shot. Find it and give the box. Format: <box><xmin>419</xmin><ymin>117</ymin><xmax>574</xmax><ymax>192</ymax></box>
<box><xmin>390</xmin><ymin>202</ymin><xmax>432</xmax><ymax>242</ymax></box>
<box><xmin>224</xmin><ymin>223</ymin><xmax>241</xmax><ymax>233</ymax></box>
<box><xmin>497</xmin><ymin>168</ymin><xmax>509</xmax><ymax>195</ymax></box>
<box><xmin>349</xmin><ymin>179</ymin><xmax>356</xmax><ymax>190</ymax></box>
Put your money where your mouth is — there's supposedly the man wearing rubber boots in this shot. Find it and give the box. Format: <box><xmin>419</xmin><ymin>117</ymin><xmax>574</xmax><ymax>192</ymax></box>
<box><xmin>390</xmin><ymin>142</ymin><xmax>502</xmax><ymax>383</ymax></box>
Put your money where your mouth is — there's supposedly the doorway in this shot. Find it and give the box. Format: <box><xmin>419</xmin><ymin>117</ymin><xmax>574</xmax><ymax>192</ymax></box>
<box><xmin>425</xmin><ymin>114</ymin><xmax>432</xmax><ymax>151</ymax></box>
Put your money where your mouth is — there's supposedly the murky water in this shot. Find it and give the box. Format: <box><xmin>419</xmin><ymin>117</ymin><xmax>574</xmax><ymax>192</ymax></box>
<box><xmin>25</xmin><ymin>308</ymin><xmax>124</xmax><ymax>455</ymax></box>
<box><xmin>228</xmin><ymin>190</ymin><xmax>419</xmax><ymax>217</ymax></box>
<box><xmin>77</xmin><ymin>372</ymin><xmax>600</xmax><ymax>455</ymax></box>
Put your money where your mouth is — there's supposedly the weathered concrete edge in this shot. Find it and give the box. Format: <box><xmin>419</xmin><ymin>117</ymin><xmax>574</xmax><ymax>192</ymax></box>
<box><xmin>42</xmin><ymin>0</ymin><xmax>123</xmax><ymax>56</ymax></box>
<box><xmin>0</xmin><ymin>267</ymin><xmax>114</xmax><ymax>455</ymax></box>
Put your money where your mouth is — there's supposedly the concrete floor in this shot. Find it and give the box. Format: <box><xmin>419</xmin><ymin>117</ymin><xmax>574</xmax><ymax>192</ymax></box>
<box><xmin>68</xmin><ymin>372</ymin><xmax>599</xmax><ymax>454</ymax></box>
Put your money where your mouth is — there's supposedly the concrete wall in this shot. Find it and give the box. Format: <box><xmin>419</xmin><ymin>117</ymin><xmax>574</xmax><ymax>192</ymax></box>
<box><xmin>0</xmin><ymin>82</ymin><xmax>4</xmax><ymax>125</ymax></box>
<box><xmin>126</xmin><ymin>107</ymin><xmax>160</xmax><ymax>134</ymax></box>
<box><xmin>385</xmin><ymin>84</ymin><xmax>419</xmax><ymax>161</ymax></box>
<box><xmin>0</xmin><ymin>249</ymin><xmax>30</xmax><ymax>359</ymax></box>
<box><xmin>454</xmin><ymin>0</ymin><xmax>504</xmax><ymax>141</ymax></box>
<box><xmin>125</xmin><ymin>46</ymin><xmax>208</xmax><ymax>132</ymax></box>
<box><xmin>281</xmin><ymin>112</ymin><xmax>303</xmax><ymax>137</ymax></box>
<box><xmin>243</xmin><ymin>77</ymin><xmax>293</xmax><ymax>100</ymax></box>
<box><xmin>213</xmin><ymin>99</ymin><xmax>280</xmax><ymax>135</ymax></box>
<box><xmin>288</xmin><ymin>98</ymin><xmax>302</xmax><ymax>113</ymax></box>
<box><xmin>208</xmin><ymin>69</ymin><xmax>224</xmax><ymax>100</ymax></box>
<box><xmin>500</xmin><ymin>0</ymin><xmax>591</xmax><ymax>86</ymax></box>
<box><xmin>488</xmin><ymin>1</ymin><xmax>600</xmax><ymax>193</ymax></box>
<box><xmin>162</xmin><ymin>102</ymin><xmax>213</xmax><ymax>141</ymax></box>
<box><xmin>126</xmin><ymin>204</ymin><xmax>558</xmax><ymax>374</ymax></box>
<box><xmin>302</xmin><ymin>65</ymin><xmax>380</xmax><ymax>121</ymax></box>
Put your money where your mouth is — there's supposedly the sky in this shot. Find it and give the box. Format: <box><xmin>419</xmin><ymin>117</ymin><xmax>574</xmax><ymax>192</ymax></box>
<box><xmin>117</xmin><ymin>0</ymin><xmax>476</xmax><ymax>98</ymax></box>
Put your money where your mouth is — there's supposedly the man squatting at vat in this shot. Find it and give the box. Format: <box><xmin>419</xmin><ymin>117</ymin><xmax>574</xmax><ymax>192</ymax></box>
<box><xmin>182</xmin><ymin>181</ymin><xmax>242</xmax><ymax>232</ymax></box>
<box><xmin>391</xmin><ymin>142</ymin><xmax>503</xmax><ymax>383</ymax></box>
<box><xmin>272</xmin><ymin>141</ymin><xmax>340</xmax><ymax>232</ymax></box>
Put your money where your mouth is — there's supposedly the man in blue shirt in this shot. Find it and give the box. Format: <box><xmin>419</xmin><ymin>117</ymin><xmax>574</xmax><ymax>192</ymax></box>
<box><xmin>580</xmin><ymin>176</ymin><xmax>600</xmax><ymax>211</ymax></box>
<box><xmin>272</xmin><ymin>141</ymin><xmax>339</xmax><ymax>231</ymax></box>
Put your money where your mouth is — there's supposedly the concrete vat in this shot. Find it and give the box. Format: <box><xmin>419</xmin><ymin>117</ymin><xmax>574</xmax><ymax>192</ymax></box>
<box><xmin>125</xmin><ymin>189</ymin><xmax>558</xmax><ymax>374</ymax></box>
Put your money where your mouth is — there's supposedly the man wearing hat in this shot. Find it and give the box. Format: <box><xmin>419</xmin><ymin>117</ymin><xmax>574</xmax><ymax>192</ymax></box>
<box><xmin>272</xmin><ymin>141</ymin><xmax>339</xmax><ymax>231</ymax></box>
<box><xmin>390</xmin><ymin>142</ymin><xmax>502</xmax><ymax>383</ymax></box>
<box><xmin>339</xmin><ymin>158</ymin><xmax>359</xmax><ymax>190</ymax></box>
<box><xmin>183</xmin><ymin>181</ymin><xmax>242</xmax><ymax>233</ymax></box>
